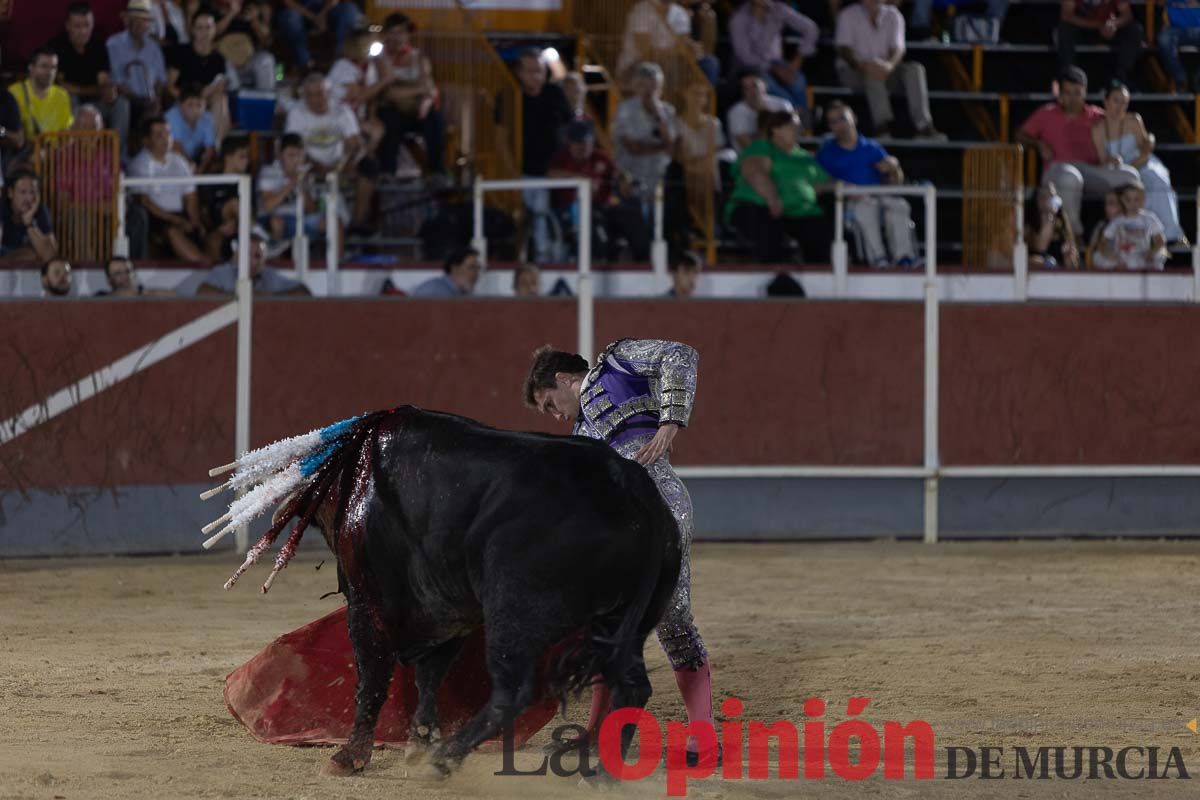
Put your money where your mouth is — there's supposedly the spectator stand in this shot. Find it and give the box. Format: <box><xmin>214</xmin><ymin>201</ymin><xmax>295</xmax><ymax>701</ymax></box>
<box><xmin>570</xmin><ymin>0</ymin><xmax>718</xmax><ymax>262</ymax></box>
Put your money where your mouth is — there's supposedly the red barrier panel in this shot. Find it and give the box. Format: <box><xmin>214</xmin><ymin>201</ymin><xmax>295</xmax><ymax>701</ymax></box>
<box><xmin>4</xmin><ymin>299</ymin><xmax>1200</xmax><ymax>492</ymax></box>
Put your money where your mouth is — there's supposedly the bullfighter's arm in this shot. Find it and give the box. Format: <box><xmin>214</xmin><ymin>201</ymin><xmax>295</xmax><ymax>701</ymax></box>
<box><xmin>609</xmin><ymin>339</ymin><xmax>699</xmax><ymax>428</ymax></box>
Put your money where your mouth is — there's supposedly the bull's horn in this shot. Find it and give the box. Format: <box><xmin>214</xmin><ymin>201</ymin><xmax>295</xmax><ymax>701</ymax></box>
<box><xmin>201</xmin><ymin>511</ymin><xmax>232</xmax><ymax>535</ymax></box>
<box><xmin>208</xmin><ymin>461</ymin><xmax>239</xmax><ymax>477</ymax></box>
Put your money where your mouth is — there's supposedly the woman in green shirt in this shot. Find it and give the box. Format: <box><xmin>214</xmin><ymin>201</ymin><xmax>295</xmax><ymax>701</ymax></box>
<box><xmin>726</xmin><ymin>109</ymin><xmax>832</xmax><ymax>264</ymax></box>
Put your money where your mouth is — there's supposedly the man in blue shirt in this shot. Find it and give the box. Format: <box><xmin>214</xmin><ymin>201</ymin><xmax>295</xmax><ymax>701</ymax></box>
<box><xmin>411</xmin><ymin>246</ymin><xmax>482</xmax><ymax>297</ymax></box>
<box><xmin>816</xmin><ymin>101</ymin><xmax>917</xmax><ymax>268</ymax></box>
<box><xmin>106</xmin><ymin>0</ymin><xmax>166</xmax><ymax>118</ymax></box>
<box><xmin>1159</xmin><ymin>0</ymin><xmax>1200</xmax><ymax>90</ymax></box>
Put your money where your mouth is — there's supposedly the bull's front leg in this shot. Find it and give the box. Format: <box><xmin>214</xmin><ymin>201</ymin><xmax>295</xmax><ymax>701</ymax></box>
<box><xmin>323</xmin><ymin>603</ymin><xmax>394</xmax><ymax>776</ymax></box>
<box><xmin>405</xmin><ymin>636</ymin><xmax>466</xmax><ymax>766</ymax></box>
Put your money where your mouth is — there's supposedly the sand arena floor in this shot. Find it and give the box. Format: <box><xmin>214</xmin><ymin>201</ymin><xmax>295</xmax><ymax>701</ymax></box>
<box><xmin>4</xmin><ymin>540</ymin><xmax>1200</xmax><ymax>799</ymax></box>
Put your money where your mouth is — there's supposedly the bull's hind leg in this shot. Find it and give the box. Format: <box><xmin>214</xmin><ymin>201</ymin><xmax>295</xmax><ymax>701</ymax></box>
<box><xmin>584</xmin><ymin>654</ymin><xmax>653</xmax><ymax>784</ymax></box>
<box><xmin>405</xmin><ymin>636</ymin><xmax>466</xmax><ymax>766</ymax></box>
<box><xmin>324</xmin><ymin>603</ymin><xmax>394</xmax><ymax>776</ymax></box>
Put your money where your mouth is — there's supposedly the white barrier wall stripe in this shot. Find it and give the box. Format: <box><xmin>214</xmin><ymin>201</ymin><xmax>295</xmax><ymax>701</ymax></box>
<box><xmin>0</xmin><ymin>302</ymin><xmax>239</xmax><ymax>446</ymax></box>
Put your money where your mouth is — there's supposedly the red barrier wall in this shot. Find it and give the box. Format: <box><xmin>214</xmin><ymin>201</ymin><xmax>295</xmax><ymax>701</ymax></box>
<box><xmin>4</xmin><ymin>299</ymin><xmax>1200</xmax><ymax>491</ymax></box>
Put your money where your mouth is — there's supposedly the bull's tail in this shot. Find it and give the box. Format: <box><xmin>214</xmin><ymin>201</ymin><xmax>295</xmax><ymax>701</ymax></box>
<box><xmin>548</xmin><ymin>510</ymin><xmax>673</xmax><ymax>711</ymax></box>
<box><xmin>199</xmin><ymin>410</ymin><xmax>391</xmax><ymax>592</ymax></box>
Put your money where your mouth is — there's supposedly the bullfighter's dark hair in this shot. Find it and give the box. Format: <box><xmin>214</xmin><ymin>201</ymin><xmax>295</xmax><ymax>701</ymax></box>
<box><xmin>523</xmin><ymin>345</ymin><xmax>589</xmax><ymax>408</ymax></box>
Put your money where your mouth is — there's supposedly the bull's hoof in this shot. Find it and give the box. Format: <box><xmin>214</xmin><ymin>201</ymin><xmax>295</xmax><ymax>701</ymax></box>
<box><xmin>406</xmin><ymin>761</ymin><xmax>452</xmax><ymax>782</ymax></box>
<box><xmin>322</xmin><ymin>746</ymin><xmax>370</xmax><ymax>777</ymax></box>
<box><xmin>321</xmin><ymin>758</ymin><xmax>362</xmax><ymax>777</ymax></box>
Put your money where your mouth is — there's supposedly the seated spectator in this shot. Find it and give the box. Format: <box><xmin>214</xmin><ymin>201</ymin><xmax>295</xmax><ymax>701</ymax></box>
<box><xmin>411</xmin><ymin>246</ymin><xmax>481</xmax><ymax>297</ymax></box>
<box><xmin>0</xmin><ymin>86</ymin><xmax>24</xmax><ymax>178</ymax></box>
<box><xmin>150</xmin><ymin>0</ymin><xmax>189</xmax><ymax>46</ymax></box>
<box><xmin>677</xmin><ymin>80</ymin><xmax>730</xmax><ymax>191</ymax></box>
<box><xmin>370</xmin><ymin>13</ymin><xmax>447</xmax><ymax>178</ymax></box>
<box><xmin>1026</xmin><ymin>184</ymin><xmax>1081</xmax><ymax>269</ymax></box>
<box><xmin>835</xmin><ymin>0</ymin><xmax>944</xmax><ymax>139</ymax></box>
<box><xmin>729</xmin><ymin>0</ymin><xmax>819</xmax><ymax>74</ymax></box>
<box><xmin>666</xmin><ymin>250</ymin><xmax>702</xmax><ymax>297</ymax></box>
<box><xmin>107</xmin><ymin>0</ymin><xmax>167</xmax><ymax>125</ymax></box>
<box><xmin>1158</xmin><ymin>0</ymin><xmax>1200</xmax><ymax>91</ymax></box>
<box><xmin>1058</xmin><ymin>0</ymin><xmax>1142</xmax><ymax>84</ymax></box>
<box><xmin>9</xmin><ymin>48</ymin><xmax>74</xmax><ymax>138</ymax></box>
<box><xmin>1091</xmin><ymin>80</ymin><xmax>1184</xmax><ymax>243</ymax></box>
<box><xmin>215</xmin><ymin>0</ymin><xmax>277</xmax><ymax>91</ymax></box>
<box><xmin>816</xmin><ymin>100</ymin><xmax>917</xmax><ymax>267</ymax></box>
<box><xmin>727</xmin><ymin>70</ymin><xmax>793</xmax><ymax>152</ymax></box>
<box><xmin>726</xmin><ymin>109</ymin><xmax>831</xmax><ymax>264</ymax></box>
<box><xmin>128</xmin><ymin>115</ymin><xmax>205</xmax><ymax>262</ymax></box>
<box><xmin>764</xmin><ymin>42</ymin><xmax>809</xmax><ymax>119</ymax></box>
<box><xmin>1094</xmin><ymin>182</ymin><xmax>1167</xmax><ymax>269</ymax></box>
<box><xmin>617</xmin><ymin>0</ymin><xmax>720</xmax><ymax>86</ymax></box>
<box><xmin>95</xmin><ymin>256</ymin><xmax>173</xmax><ymax>296</ymax></box>
<box><xmin>199</xmin><ymin>134</ymin><xmax>250</xmax><ymax>260</ymax></box>
<box><xmin>498</xmin><ymin>48</ymin><xmax>572</xmax><ymax>261</ymax></box>
<box><xmin>72</xmin><ymin>103</ymin><xmax>104</xmax><ymax>130</ymax></box>
<box><xmin>167</xmin><ymin>8</ymin><xmax>232</xmax><ymax>141</ymax></box>
<box><xmin>48</xmin><ymin>2</ymin><xmax>131</xmax><ymax>152</ymax></box>
<box><xmin>284</xmin><ymin>72</ymin><xmax>374</xmax><ymax>232</ymax></box>
<box><xmin>257</xmin><ymin>132</ymin><xmax>336</xmax><ymax>243</ymax></box>
<box><xmin>41</xmin><ymin>258</ymin><xmax>72</xmax><ymax>296</ymax></box>
<box><xmin>197</xmin><ymin>226</ymin><xmax>311</xmax><ymax>295</ymax></box>
<box><xmin>166</xmin><ymin>85</ymin><xmax>216</xmax><ymax>170</ymax></box>
<box><xmin>275</xmin><ymin>0</ymin><xmax>363</xmax><ymax>74</ymax></box>
<box><xmin>548</xmin><ymin>118</ymin><xmax>651</xmax><ymax>262</ymax></box>
<box><xmin>1087</xmin><ymin>188</ymin><xmax>1123</xmax><ymax>267</ymax></box>
<box><xmin>1</xmin><ymin>170</ymin><xmax>59</xmax><ymax>261</ymax></box>
<box><xmin>514</xmin><ymin>263</ymin><xmax>540</xmax><ymax>296</ymax></box>
<box><xmin>613</xmin><ymin>62</ymin><xmax>678</xmax><ymax>208</ymax></box>
<box><xmin>908</xmin><ymin>0</ymin><xmax>1010</xmax><ymax>41</ymax></box>
<box><xmin>1016</xmin><ymin>67</ymin><xmax>1138</xmax><ymax>237</ymax></box>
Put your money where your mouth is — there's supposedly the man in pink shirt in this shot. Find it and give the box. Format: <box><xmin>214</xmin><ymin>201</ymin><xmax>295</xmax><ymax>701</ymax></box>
<box><xmin>834</xmin><ymin>0</ymin><xmax>944</xmax><ymax>140</ymax></box>
<box><xmin>1016</xmin><ymin>66</ymin><xmax>1138</xmax><ymax>235</ymax></box>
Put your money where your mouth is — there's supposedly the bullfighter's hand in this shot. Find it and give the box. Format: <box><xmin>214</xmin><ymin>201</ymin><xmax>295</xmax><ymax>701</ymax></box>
<box><xmin>635</xmin><ymin>423</ymin><xmax>679</xmax><ymax>465</ymax></box>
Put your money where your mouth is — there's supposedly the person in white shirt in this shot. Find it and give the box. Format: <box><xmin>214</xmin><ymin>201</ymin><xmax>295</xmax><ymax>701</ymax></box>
<box><xmin>617</xmin><ymin>0</ymin><xmax>719</xmax><ymax>85</ymax></box>
<box><xmin>284</xmin><ymin>71</ymin><xmax>375</xmax><ymax>231</ymax></box>
<box><xmin>612</xmin><ymin>61</ymin><xmax>678</xmax><ymax>207</ymax></box>
<box><xmin>128</xmin><ymin>114</ymin><xmax>205</xmax><ymax>262</ymax></box>
<box><xmin>726</xmin><ymin>69</ymin><xmax>793</xmax><ymax>151</ymax></box>
<box><xmin>834</xmin><ymin>0</ymin><xmax>944</xmax><ymax>140</ymax></box>
<box><xmin>1096</xmin><ymin>183</ymin><xmax>1168</xmax><ymax>270</ymax></box>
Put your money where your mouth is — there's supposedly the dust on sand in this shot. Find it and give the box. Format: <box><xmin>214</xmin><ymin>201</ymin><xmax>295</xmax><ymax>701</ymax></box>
<box><xmin>3</xmin><ymin>540</ymin><xmax>1200</xmax><ymax>799</ymax></box>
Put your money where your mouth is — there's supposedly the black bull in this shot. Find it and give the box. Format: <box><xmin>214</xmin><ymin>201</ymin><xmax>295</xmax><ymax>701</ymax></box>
<box><xmin>281</xmin><ymin>407</ymin><xmax>683</xmax><ymax>777</ymax></box>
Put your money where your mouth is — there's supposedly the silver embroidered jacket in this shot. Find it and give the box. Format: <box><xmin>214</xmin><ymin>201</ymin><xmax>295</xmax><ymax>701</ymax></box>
<box><xmin>572</xmin><ymin>339</ymin><xmax>699</xmax><ymax>446</ymax></box>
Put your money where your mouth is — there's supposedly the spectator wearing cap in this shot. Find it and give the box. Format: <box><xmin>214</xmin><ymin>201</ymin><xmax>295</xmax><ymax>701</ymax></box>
<box><xmin>368</xmin><ymin>13</ymin><xmax>448</xmax><ymax>178</ymax></box>
<box><xmin>1</xmin><ymin>170</ymin><xmax>59</xmax><ymax>261</ymax></box>
<box><xmin>165</xmin><ymin>85</ymin><xmax>216</xmax><ymax>170</ymax></box>
<box><xmin>41</xmin><ymin>258</ymin><xmax>72</xmax><ymax>297</ymax></box>
<box><xmin>106</xmin><ymin>0</ymin><xmax>167</xmax><ymax>122</ymax></box>
<box><xmin>729</xmin><ymin>0</ymin><xmax>819</xmax><ymax>74</ymax></box>
<box><xmin>1159</xmin><ymin>0</ymin><xmax>1200</xmax><ymax>91</ymax></box>
<box><xmin>411</xmin><ymin>247</ymin><xmax>482</xmax><ymax>297</ymax></box>
<box><xmin>816</xmin><ymin>100</ymin><xmax>917</xmax><ymax>268</ymax></box>
<box><xmin>275</xmin><ymin>0</ymin><xmax>364</xmax><ymax>73</ymax></box>
<box><xmin>727</xmin><ymin>69</ymin><xmax>793</xmax><ymax>152</ymax></box>
<box><xmin>498</xmin><ymin>48</ymin><xmax>573</xmax><ymax>262</ymax></box>
<box><xmin>1017</xmin><ymin>66</ymin><xmax>1138</xmax><ymax>236</ymax></box>
<box><xmin>166</xmin><ymin>8</ymin><xmax>233</xmax><ymax>142</ymax></box>
<box><xmin>666</xmin><ymin>251</ymin><xmax>702</xmax><ymax>297</ymax></box>
<box><xmin>835</xmin><ymin>0</ymin><xmax>944</xmax><ymax>140</ymax></box>
<box><xmin>548</xmin><ymin>118</ymin><xmax>651</xmax><ymax>262</ymax></box>
<box><xmin>128</xmin><ymin>114</ymin><xmax>206</xmax><ymax>262</ymax></box>
<box><xmin>612</xmin><ymin>62</ymin><xmax>678</xmax><ymax>209</ymax></box>
<box><xmin>47</xmin><ymin>2</ymin><xmax>130</xmax><ymax>151</ymax></box>
<box><xmin>1057</xmin><ymin>0</ymin><xmax>1142</xmax><ymax>83</ymax></box>
<box><xmin>764</xmin><ymin>41</ymin><xmax>809</xmax><ymax>117</ymax></box>
<box><xmin>9</xmin><ymin>47</ymin><xmax>74</xmax><ymax>139</ymax></box>
<box><xmin>197</xmin><ymin>226</ymin><xmax>311</xmax><ymax>295</ymax></box>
